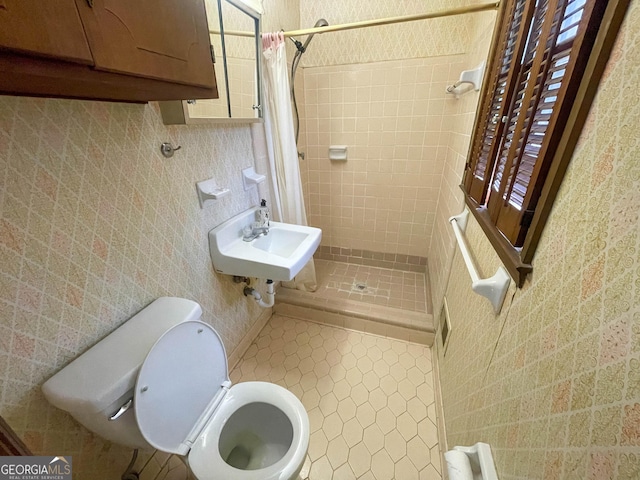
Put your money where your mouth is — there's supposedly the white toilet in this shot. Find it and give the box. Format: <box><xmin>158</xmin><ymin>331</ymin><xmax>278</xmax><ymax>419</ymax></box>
<box><xmin>42</xmin><ymin>297</ymin><xmax>309</xmax><ymax>480</ymax></box>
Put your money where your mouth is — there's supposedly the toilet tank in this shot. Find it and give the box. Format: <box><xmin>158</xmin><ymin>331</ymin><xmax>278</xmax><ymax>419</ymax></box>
<box><xmin>42</xmin><ymin>297</ymin><xmax>203</xmax><ymax>449</ymax></box>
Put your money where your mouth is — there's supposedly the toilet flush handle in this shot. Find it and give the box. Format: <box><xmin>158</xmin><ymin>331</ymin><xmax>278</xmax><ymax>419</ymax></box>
<box><xmin>109</xmin><ymin>398</ymin><xmax>133</xmax><ymax>421</ymax></box>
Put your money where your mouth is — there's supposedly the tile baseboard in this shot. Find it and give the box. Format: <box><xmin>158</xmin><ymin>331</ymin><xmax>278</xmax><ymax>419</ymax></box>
<box><xmin>316</xmin><ymin>245</ymin><xmax>428</xmax><ymax>273</ymax></box>
<box><xmin>275</xmin><ymin>287</ymin><xmax>435</xmax><ymax>346</ymax></box>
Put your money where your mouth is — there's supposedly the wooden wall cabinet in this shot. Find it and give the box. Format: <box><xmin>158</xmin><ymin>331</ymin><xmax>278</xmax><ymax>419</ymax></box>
<box><xmin>0</xmin><ymin>0</ymin><xmax>218</xmax><ymax>103</ymax></box>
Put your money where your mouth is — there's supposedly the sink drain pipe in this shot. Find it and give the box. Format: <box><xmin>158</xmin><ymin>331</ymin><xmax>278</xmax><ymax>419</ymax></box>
<box><xmin>244</xmin><ymin>279</ymin><xmax>275</xmax><ymax>308</ymax></box>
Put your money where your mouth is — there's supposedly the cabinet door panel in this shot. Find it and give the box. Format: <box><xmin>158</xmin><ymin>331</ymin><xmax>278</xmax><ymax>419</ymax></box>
<box><xmin>0</xmin><ymin>0</ymin><xmax>93</xmax><ymax>64</ymax></box>
<box><xmin>75</xmin><ymin>0</ymin><xmax>215</xmax><ymax>88</ymax></box>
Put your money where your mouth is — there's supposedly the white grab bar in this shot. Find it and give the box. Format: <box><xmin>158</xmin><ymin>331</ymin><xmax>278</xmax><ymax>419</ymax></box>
<box><xmin>449</xmin><ymin>209</ymin><xmax>511</xmax><ymax>314</ymax></box>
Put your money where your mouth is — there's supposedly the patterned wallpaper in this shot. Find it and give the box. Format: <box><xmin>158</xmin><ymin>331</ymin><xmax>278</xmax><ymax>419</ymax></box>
<box><xmin>432</xmin><ymin>1</ymin><xmax>640</xmax><ymax>478</ymax></box>
<box><xmin>0</xmin><ymin>1</ymin><xmax>304</xmax><ymax>475</ymax></box>
<box><xmin>298</xmin><ymin>0</ymin><xmax>475</xmax><ymax>67</ymax></box>
<box><xmin>0</xmin><ymin>98</ymin><xmax>267</xmax><ymax>477</ymax></box>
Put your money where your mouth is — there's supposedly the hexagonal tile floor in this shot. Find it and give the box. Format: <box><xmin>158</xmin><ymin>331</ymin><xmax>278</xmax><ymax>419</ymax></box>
<box><xmin>229</xmin><ymin>314</ymin><xmax>442</xmax><ymax>480</ymax></box>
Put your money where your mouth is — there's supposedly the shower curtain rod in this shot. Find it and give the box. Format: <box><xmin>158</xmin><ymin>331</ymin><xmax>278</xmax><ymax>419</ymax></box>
<box><xmin>209</xmin><ymin>2</ymin><xmax>500</xmax><ymax>38</ymax></box>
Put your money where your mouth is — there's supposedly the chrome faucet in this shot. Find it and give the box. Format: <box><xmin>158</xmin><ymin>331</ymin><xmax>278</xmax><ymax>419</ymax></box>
<box><xmin>243</xmin><ymin>223</ymin><xmax>269</xmax><ymax>242</ymax></box>
<box><xmin>243</xmin><ymin>200</ymin><xmax>270</xmax><ymax>241</ymax></box>
<box><xmin>242</xmin><ymin>201</ymin><xmax>270</xmax><ymax>241</ymax></box>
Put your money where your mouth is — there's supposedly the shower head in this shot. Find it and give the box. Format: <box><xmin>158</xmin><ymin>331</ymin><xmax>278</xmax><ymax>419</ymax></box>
<box><xmin>294</xmin><ymin>18</ymin><xmax>329</xmax><ymax>54</ymax></box>
<box><xmin>290</xmin><ymin>18</ymin><xmax>329</xmax><ymax>146</ymax></box>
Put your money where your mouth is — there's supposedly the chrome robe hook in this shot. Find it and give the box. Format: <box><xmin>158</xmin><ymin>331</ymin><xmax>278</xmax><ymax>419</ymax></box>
<box><xmin>160</xmin><ymin>142</ymin><xmax>181</xmax><ymax>158</ymax></box>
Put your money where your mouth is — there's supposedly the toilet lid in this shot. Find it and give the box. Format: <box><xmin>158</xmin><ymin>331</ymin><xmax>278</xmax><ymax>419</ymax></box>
<box><xmin>134</xmin><ymin>320</ymin><xmax>230</xmax><ymax>455</ymax></box>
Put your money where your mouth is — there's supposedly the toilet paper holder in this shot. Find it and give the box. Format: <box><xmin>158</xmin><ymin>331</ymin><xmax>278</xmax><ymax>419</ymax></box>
<box><xmin>446</xmin><ymin>61</ymin><xmax>486</xmax><ymax>97</ymax></box>
<box><xmin>445</xmin><ymin>442</ymin><xmax>498</xmax><ymax>480</ymax></box>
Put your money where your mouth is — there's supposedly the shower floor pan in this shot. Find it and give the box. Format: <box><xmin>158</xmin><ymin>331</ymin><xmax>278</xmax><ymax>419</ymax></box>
<box><xmin>275</xmin><ymin>259</ymin><xmax>435</xmax><ymax>345</ymax></box>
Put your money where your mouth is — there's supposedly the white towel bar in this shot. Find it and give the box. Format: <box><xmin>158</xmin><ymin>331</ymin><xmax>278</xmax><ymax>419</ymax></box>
<box><xmin>449</xmin><ymin>209</ymin><xmax>510</xmax><ymax>314</ymax></box>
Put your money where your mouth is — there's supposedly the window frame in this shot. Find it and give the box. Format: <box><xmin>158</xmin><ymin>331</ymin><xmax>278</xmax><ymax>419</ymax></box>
<box><xmin>461</xmin><ymin>0</ymin><xmax>630</xmax><ymax>287</ymax></box>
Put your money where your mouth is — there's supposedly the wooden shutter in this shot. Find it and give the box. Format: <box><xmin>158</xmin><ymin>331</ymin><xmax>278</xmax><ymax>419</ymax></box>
<box><xmin>463</xmin><ymin>0</ymin><xmax>536</xmax><ymax>202</ymax></box>
<box><xmin>487</xmin><ymin>0</ymin><xmax>602</xmax><ymax>245</ymax></box>
<box><xmin>488</xmin><ymin>0</ymin><xmax>564</xmax><ymax>225</ymax></box>
<box><xmin>460</xmin><ymin>0</ymin><xmax>628</xmax><ymax>286</ymax></box>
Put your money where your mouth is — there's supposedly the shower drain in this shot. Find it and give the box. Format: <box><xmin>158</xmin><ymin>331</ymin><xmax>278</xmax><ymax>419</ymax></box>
<box><xmin>351</xmin><ymin>282</ymin><xmax>369</xmax><ymax>293</ymax></box>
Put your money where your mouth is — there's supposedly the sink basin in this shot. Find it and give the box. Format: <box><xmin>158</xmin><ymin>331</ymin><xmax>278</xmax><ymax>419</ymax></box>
<box><xmin>208</xmin><ymin>207</ymin><xmax>322</xmax><ymax>281</ymax></box>
<box><xmin>252</xmin><ymin>229</ymin><xmax>310</xmax><ymax>257</ymax></box>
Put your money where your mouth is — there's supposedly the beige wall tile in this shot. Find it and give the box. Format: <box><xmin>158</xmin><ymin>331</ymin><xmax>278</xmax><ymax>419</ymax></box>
<box><xmin>300</xmin><ymin>56</ymin><xmax>467</xmax><ymax>257</ymax></box>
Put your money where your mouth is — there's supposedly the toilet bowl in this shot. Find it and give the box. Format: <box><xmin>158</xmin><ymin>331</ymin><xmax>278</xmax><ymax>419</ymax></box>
<box><xmin>188</xmin><ymin>382</ymin><xmax>308</xmax><ymax>480</ymax></box>
<box><xmin>42</xmin><ymin>297</ymin><xmax>309</xmax><ymax>480</ymax></box>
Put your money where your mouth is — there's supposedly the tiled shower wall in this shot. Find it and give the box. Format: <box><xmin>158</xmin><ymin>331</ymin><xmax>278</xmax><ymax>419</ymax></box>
<box><xmin>296</xmin><ymin>0</ymin><xmax>481</xmax><ymax>258</ymax></box>
<box><xmin>432</xmin><ymin>2</ymin><xmax>640</xmax><ymax>478</ymax></box>
<box><xmin>300</xmin><ymin>56</ymin><xmax>467</xmax><ymax>258</ymax></box>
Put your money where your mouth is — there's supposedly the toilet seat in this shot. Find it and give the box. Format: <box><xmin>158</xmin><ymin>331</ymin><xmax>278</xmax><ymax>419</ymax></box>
<box><xmin>134</xmin><ymin>321</ymin><xmax>309</xmax><ymax>480</ymax></box>
<box><xmin>134</xmin><ymin>320</ymin><xmax>230</xmax><ymax>455</ymax></box>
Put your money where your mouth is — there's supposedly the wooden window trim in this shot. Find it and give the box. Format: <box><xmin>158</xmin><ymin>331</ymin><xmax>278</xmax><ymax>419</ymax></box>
<box><xmin>0</xmin><ymin>415</ymin><xmax>32</xmax><ymax>456</ymax></box>
<box><xmin>463</xmin><ymin>191</ymin><xmax>533</xmax><ymax>286</ymax></box>
<box><xmin>462</xmin><ymin>0</ymin><xmax>629</xmax><ymax>287</ymax></box>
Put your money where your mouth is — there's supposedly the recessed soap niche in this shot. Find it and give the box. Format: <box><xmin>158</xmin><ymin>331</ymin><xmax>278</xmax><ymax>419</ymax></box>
<box><xmin>439</xmin><ymin>296</ymin><xmax>452</xmax><ymax>355</ymax></box>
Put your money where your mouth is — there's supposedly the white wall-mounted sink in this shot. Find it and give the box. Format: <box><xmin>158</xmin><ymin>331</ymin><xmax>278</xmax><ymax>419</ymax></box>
<box><xmin>208</xmin><ymin>207</ymin><xmax>322</xmax><ymax>281</ymax></box>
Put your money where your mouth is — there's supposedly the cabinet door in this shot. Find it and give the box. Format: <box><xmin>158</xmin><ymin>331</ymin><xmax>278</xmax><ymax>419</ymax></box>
<box><xmin>0</xmin><ymin>0</ymin><xmax>93</xmax><ymax>64</ymax></box>
<box><xmin>74</xmin><ymin>0</ymin><xmax>215</xmax><ymax>88</ymax></box>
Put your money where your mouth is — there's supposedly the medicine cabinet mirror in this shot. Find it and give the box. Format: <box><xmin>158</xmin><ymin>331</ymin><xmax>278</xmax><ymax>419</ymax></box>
<box><xmin>160</xmin><ymin>0</ymin><xmax>263</xmax><ymax>124</ymax></box>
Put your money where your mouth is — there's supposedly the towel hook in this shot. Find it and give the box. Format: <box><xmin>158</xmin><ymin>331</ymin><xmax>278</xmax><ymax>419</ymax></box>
<box><xmin>160</xmin><ymin>142</ymin><xmax>181</xmax><ymax>158</ymax></box>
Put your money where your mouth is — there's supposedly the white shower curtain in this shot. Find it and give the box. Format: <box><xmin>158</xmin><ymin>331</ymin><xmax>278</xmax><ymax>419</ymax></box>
<box><xmin>261</xmin><ymin>32</ymin><xmax>317</xmax><ymax>292</ymax></box>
